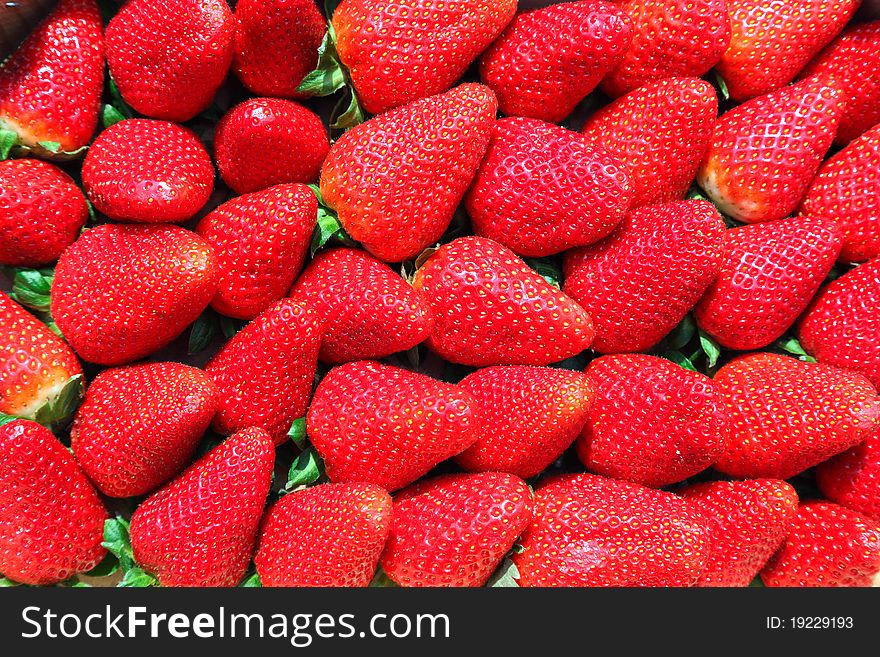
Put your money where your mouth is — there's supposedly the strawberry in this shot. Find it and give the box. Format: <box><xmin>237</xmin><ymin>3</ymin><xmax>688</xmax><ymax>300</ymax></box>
<box><xmin>206</xmin><ymin>299</ymin><xmax>322</xmax><ymax>444</ymax></box>
<box><xmin>817</xmin><ymin>430</ymin><xmax>880</xmax><ymax>522</ymax></box>
<box><xmin>130</xmin><ymin>427</ymin><xmax>274</xmax><ymax>587</ymax></box>
<box><xmin>563</xmin><ymin>200</ymin><xmax>725</xmax><ymax>354</ymax></box>
<box><xmin>798</xmin><ymin>257</ymin><xmax>880</xmax><ymax>389</ymax></box>
<box><xmin>255</xmin><ymin>482</ymin><xmax>392</xmax><ymax>587</ymax></box>
<box><xmin>697</xmin><ymin>77</ymin><xmax>846</xmax><ymax>224</ymax></box>
<box><xmin>413</xmin><ymin>236</ymin><xmax>595</xmax><ymax>366</ymax></box>
<box><xmin>307</xmin><ymin>360</ymin><xmax>477</xmax><ymax>491</ymax></box>
<box><xmin>694</xmin><ymin>215</ymin><xmax>843</xmax><ymax>350</ymax></box>
<box><xmin>455</xmin><ymin>366</ymin><xmax>596</xmax><ymax>479</ymax></box>
<box><xmin>600</xmin><ymin>0</ymin><xmax>730</xmax><ymax>98</ymax></box>
<box><xmin>716</xmin><ymin>0</ymin><xmax>859</xmax><ymax>102</ymax></box>
<box><xmin>105</xmin><ymin>0</ymin><xmax>234</xmax><ymax>122</ymax></box>
<box><xmin>679</xmin><ymin>479</ymin><xmax>799</xmax><ymax>587</ymax></box>
<box><xmin>761</xmin><ymin>501</ymin><xmax>880</xmax><ymax>587</ymax></box>
<box><xmin>513</xmin><ymin>474</ymin><xmax>710</xmax><ymax>587</ymax></box>
<box><xmin>464</xmin><ymin>117</ymin><xmax>632</xmax><ymax>257</ymax></box>
<box><xmin>51</xmin><ymin>224</ymin><xmax>218</xmax><ymax>366</ymax></box>
<box><xmin>213</xmin><ymin>98</ymin><xmax>329</xmax><ymax>195</ymax></box>
<box><xmin>332</xmin><ymin>0</ymin><xmax>516</xmax><ymax>115</ymax></box>
<box><xmin>478</xmin><ymin>1</ymin><xmax>632</xmax><ymax>123</ymax></box>
<box><xmin>0</xmin><ymin>420</ymin><xmax>106</xmax><ymax>585</ymax></box>
<box><xmin>0</xmin><ymin>0</ymin><xmax>104</xmax><ymax>157</ymax></box>
<box><xmin>232</xmin><ymin>0</ymin><xmax>326</xmax><ymax>99</ymax></box>
<box><xmin>196</xmin><ymin>184</ymin><xmax>317</xmax><ymax>320</ymax></box>
<box><xmin>0</xmin><ymin>159</ymin><xmax>88</xmax><ymax>267</ymax></box>
<box><xmin>580</xmin><ymin>77</ymin><xmax>717</xmax><ymax>208</ymax></box>
<box><xmin>70</xmin><ymin>362</ymin><xmax>219</xmax><ymax>498</ymax></box>
<box><xmin>713</xmin><ymin>353</ymin><xmax>880</xmax><ymax>480</ymax></box>
<box><xmin>289</xmin><ymin>248</ymin><xmax>434</xmax><ymax>364</ymax></box>
<box><xmin>320</xmin><ymin>84</ymin><xmax>497</xmax><ymax>263</ymax></box>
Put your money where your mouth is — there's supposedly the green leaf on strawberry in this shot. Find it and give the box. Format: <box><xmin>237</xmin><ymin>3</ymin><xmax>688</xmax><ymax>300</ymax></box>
<box><xmin>775</xmin><ymin>336</ymin><xmax>817</xmax><ymax>363</ymax></box>
<box><xmin>525</xmin><ymin>258</ymin><xmax>562</xmax><ymax>289</ymax></box>
<box><xmin>331</xmin><ymin>87</ymin><xmax>365</xmax><ymax>131</ymax></box>
<box><xmin>0</xmin><ymin>128</ymin><xmax>18</xmax><ymax>160</ymax></box>
<box><xmin>102</xmin><ymin>104</ymin><xmax>126</xmax><ymax>129</ymax></box>
<box><xmin>297</xmin><ymin>25</ymin><xmax>347</xmax><ymax>97</ymax></box>
<box><xmin>487</xmin><ymin>558</ymin><xmax>521</xmax><ymax>587</ymax></box>
<box><xmin>698</xmin><ymin>329</ymin><xmax>722</xmax><ymax>368</ymax></box>
<box><xmin>188</xmin><ymin>308</ymin><xmax>219</xmax><ymax>355</ymax></box>
<box><xmin>285</xmin><ymin>446</ymin><xmax>325</xmax><ymax>491</ymax></box>
<box><xmin>287</xmin><ymin>417</ymin><xmax>308</xmax><ymax>450</ymax></box>
<box><xmin>102</xmin><ymin>517</ymin><xmax>157</xmax><ymax>588</ymax></box>
<box><xmin>667</xmin><ymin>315</ymin><xmax>697</xmax><ymax>350</ymax></box>
<box><xmin>0</xmin><ymin>576</ymin><xmax>20</xmax><ymax>587</ymax></box>
<box><xmin>659</xmin><ymin>350</ymin><xmax>697</xmax><ymax>372</ymax></box>
<box><xmin>33</xmin><ymin>374</ymin><xmax>84</xmax><ymax>430</ymax></box>
<box><xmin>8</xmin><ymin>267</ymin><xmax>54</xmax><ymax>313</ymax></box>
<box><xmin>368</xmin><ymin>567</ymin><xmax>398</xmax><ymax>588</ymax></box>
<box><xmin>240</xmin><ymin>572</ymin><xmax>262</xmax><ymax>587</ymax></box>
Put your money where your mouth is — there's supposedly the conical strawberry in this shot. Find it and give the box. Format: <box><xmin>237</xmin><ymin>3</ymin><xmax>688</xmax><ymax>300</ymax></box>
<box><xmin>816</xmin><ymin>430</ymin><xmax>880</xmax><ymax>522</ymax></box>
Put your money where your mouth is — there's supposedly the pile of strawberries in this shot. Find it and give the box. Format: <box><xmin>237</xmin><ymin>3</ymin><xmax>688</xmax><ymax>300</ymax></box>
<box><xmin>1</xmin><ymin>0</ymin><xmax>879</xmax><ymax>589</ymax></box>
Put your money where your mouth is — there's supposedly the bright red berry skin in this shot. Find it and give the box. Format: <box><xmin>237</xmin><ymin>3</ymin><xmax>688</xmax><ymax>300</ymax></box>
<box><xmin>0</xmin><ymin>159</ymin><xmax>88</xmax><ymax>267</ymax></box>
<box><xmin>0</xmin><ymin>0</ymin><xmax>104</xmax><ymax>155</ymax></box>
<box><xmin>713</xmin><ymin>353</ymin><xmax>880</xmax><ymax>480</ymax></box>
<box><xmin>513</xmin><ymin>474</ymin><xmax>711</xmax><ymax>587</ymax></box>
<box><xmin>307</xmin><ymin>360</ymin><xmax>477</xmax><ymax>491</ymax></box>
<box><xmin>213</xmin><ymin>98</ymin><xmax>329</xmax><ymax>195</ymax></box>
<box><xmin>0</xmin><ymin>420</ymin><xmax>106</xmax><ymax>585</ymax></box>
<box><xmin>81</xmin><ymin>119</ymin><xmax>215</xmax><ymax>224</ymax></box>
<box><xmin>333</xmin><ymin>0</ymin><xmax>516</xmax><ymax>115</ymax></box>
<box><xmin>464</xmin><ymin>117</ymin><xmax>632</xmax><ymax>257</ymax></box>
<box><xmin>232</xmin><ymin>0</ymin><xmax>326</xmax><ymax>99</ymax></box>
<box><xmin>381</xmin><ymin>472</ymin><xmax>533</xmax><ymax>587</ymax></box>
<box><xmin>289</xmin><ymin>248</ymin><xmax>434</xmax><ymax>364</ymax></box>
<box><xmin>413</xmin><ymin>236</ymin><xmax>595</xmax><ymax>366</ymax></box>
<box><xmin>70</xmin><ymin>362</ymin><xmax>219</xmax><ymax>498</ymax></box>
<box><xmin>479</xmin><ymin>1</ymin><xmax>632</xmax><ymax>123</ymax></box>
<box><xmin>761</xmin><ymin>501</ymin><xmax>880</xmax><ymax>588</ymax></box>
<box><xmin>694</xmin><ymin>215</ymin><xmax>843</xmax><ymax>351</ymax></box>
<box><xmin>455</xmin><ymin>366</ymin><xmax>596</xmax><ymax>479</ymax></box>
<box><xmin>679</xmin><ymin>479</ymin><xmax>799</xmax><ymax>587</ymax></box>
<box><xmin>563</xmin><ymin>200</ymin><xmax>725</xmax><ymax>354</ymax></box>
<box><xmin>206</xmin><ymin>299</ymin><xmax>322</xmax><ymax>445</ymax></box>
<box><xmin>580</xmin><ymin>77</ymin><xmax>717</xmax><ymax>208</ymax></box>
<box><xmin>196</xmin><ymin>184</ymin><xmax>317</xmax><ymax>320</ymax></box>
<box><xmin>320</xmin><ymin>84</ymin><xmax>497</xmax><ymax>263</ymax></box>
<box><xmin>106</xmin><ymin>0</ymin><xmax>234</xmax><ymax>122</ymax></box>
<box><xmin>817</xmin><ymin>430</ymin><xmax>880</xmax><ymax>523</ymax></box>
<box><xmin>256</xmin><ymin>483</ymin><xmax>392</xmax><ymax>587</ymax></box>
<box><xmin>130</xmin><ymin>427</ymin><xmax>275</xmax><ymax>588</ymax></box>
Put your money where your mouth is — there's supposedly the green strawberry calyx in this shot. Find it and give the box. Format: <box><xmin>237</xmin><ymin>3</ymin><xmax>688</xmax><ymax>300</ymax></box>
<box><xmin>102</xmin><ymin>517</ymin><xmax>158</xmax><ymax>588</ymax></box>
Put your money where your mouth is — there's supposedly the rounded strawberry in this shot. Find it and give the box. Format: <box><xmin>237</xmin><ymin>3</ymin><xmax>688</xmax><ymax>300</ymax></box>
<box><xmin>213</xmin><ymin>98</ymin><xmax>329</xmax><ymax>195</ymax></box>
<box><xmin>255</xmin><ymin>483</ymin><xmax>392</xmax><ymax>587</ymax></box>
<box><xmin>196</xmin><ymin>184</ymin><xmax>316</xmax><ymax>320</ymax></box>
<box><xmin>307</xmin><ymin>360</ymin><xmax>477</xmax><ymax>491</ymax></box>
<box><xmin>464</xmin><ymin>117</ymin><xmax>632</xmax><ymax>257</ymax></box>
<box><xmin>381</xmin><ymin>472</ymin><xmax>533</xmax><ymax>587</ymax></box>
<box><xmin>816</xmin><ymin>430</ymin><xmax>880</xmax><ymax>522</ymax></box>
<box><xmin>413</xmin><ymin>236</ymin><xmax>595</xmax><ymax>366</ymax></box>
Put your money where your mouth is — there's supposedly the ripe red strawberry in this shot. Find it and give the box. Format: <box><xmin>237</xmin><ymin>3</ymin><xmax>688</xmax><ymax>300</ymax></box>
<box><xmin>600</xmin><ymin>0</ymin><xmax>730</xmax><ymax>98</ymax></box>
<box><xmin>413</xmin><ymin>236</ymin><xmax>595</xmax><ymax>366</ymax></box>
<box><xmin>798</xmin><ymin>257</ymin><xmax>880</xmax><ymax>389</ymax></box>
<box><xmin>761</xmin><ymin>501</ymin><xmax>880</xmax><ymax>587</ymax></box>
<box><xmin>332</xmin><ymin>0</ymin><xmax>516</xmax><ymax>115</ymax></box>
<box><xmin>0</xmin><ymin>159</ymin><xmax>88</xmax><ymax>267</ymax></box>
<box><xmin>0</xmin><ymin>0</ymin><xmax>104</xmax><ymax>156</ymax></box>
<box><xmin>130</xmin><ymin>427</ymin><xmax>274</xmax><ymax>587</ymax></box>
<box><xmin>213</xmin><ymin>98</ymin><xmax>329</xmax><ymax>195</ymax></box>
<box><xmin>716</xmin><ymin>0</ymin><xmax>859</xmax><ymax>101</ymax></box>
<box><xmin>580</xmin><ymin>77</ymin><xmax>717</xmax><ymax>208</ymax></box>
<box><xmin>0</xmin><ymin>420</ymin><xmax>106</xmax><ymax>585</ymax></box>
<box><xmin>478</xmin><ymin>1</ymin><xmax>632</xmax><ymax>122</ymax></box>
<box><xmin>816</xmin><ymin>430</ymin><xmax>880</xmax><ymax>522</ymax></box>
<box><xmin>106</xmin><ymin>0</ymin><xmax>234</xmax><ymax>122</ymax></box>
<box><xmin>51</xmin><ymin>224</ymin><xmax>218</xmax><ymax>365</ymax></box>
<box><xmin>206</xmin><ymin>299</ymin><xmax>322</xmax><ymax>444</ymax></box>
<box><xmin>799</xmin><ymin>124</ymin><xmax>880</xmax><ymax>263</ymax></box>
<box><xmin>289</xmin><ymin>248</ymin><xmax>434</xmax><ymax>364</ymax></box>
<box><xmin>196</xmin><ymin>184</ymin><xmax>316</xmax><ymax>320</ymax></box>
<box><xmin>513</xmin><ymin>474</ymin><xmax>710</xmax><ymax>586</ymax></box>
<box><xmin>255</xmin><ymin>483</ymin><xmax>392</xmax><ymax>587</ymax></box>
<box><xmin>464</xmin><ymin>117</ymin><xmax>632</xmax><ymax>257</ymax></box>
<box><xmin>563</xmin><ymin>200</ymin><xmax>725</xmax><ymax>354</ymax></box>
<box><xmin>455</xmin><ymin>366</ymin><xmax>596</xmax><ymax>479</ymax></box>
<box><xmin>697</xmin><ymin>77</ymin><xmax>846</xmax><ymax>224</ymax></box>
<box><xmin>70</xmin><ymin>362</ymin><xmax>219</xmax><ymax>498</ymax></box>
<box><xmin>307</xmin><ymin>360</ymin><xmax>477</xmax><ymax>491</ymax></box>
<box><xmin>713</xmin><ymin>353</ymin><xmax>880</xmax><ymax>480</ymax></box>
<box><xmin>232</xmin><ymin>0</ymin><xmax>326</xmax><ymax>98</ymax></box>
<box><xmin>679</xmin><ymin>479</ymin><xmax>798</xmax><ymax>587</ymax></box>
<box><xmin>381</xmin><ymin>472</ymin><xmax>533</xmax><ymax>587</ymax></box>
<box><xmin>694</xmin><ymin>215</ymin><xmax>843</xmax><ymax>350</ymax></box>
<box><xmin>320</xmin><ymin>84</ymin><xmax>497</xmax><ymax>262</ymax></box>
